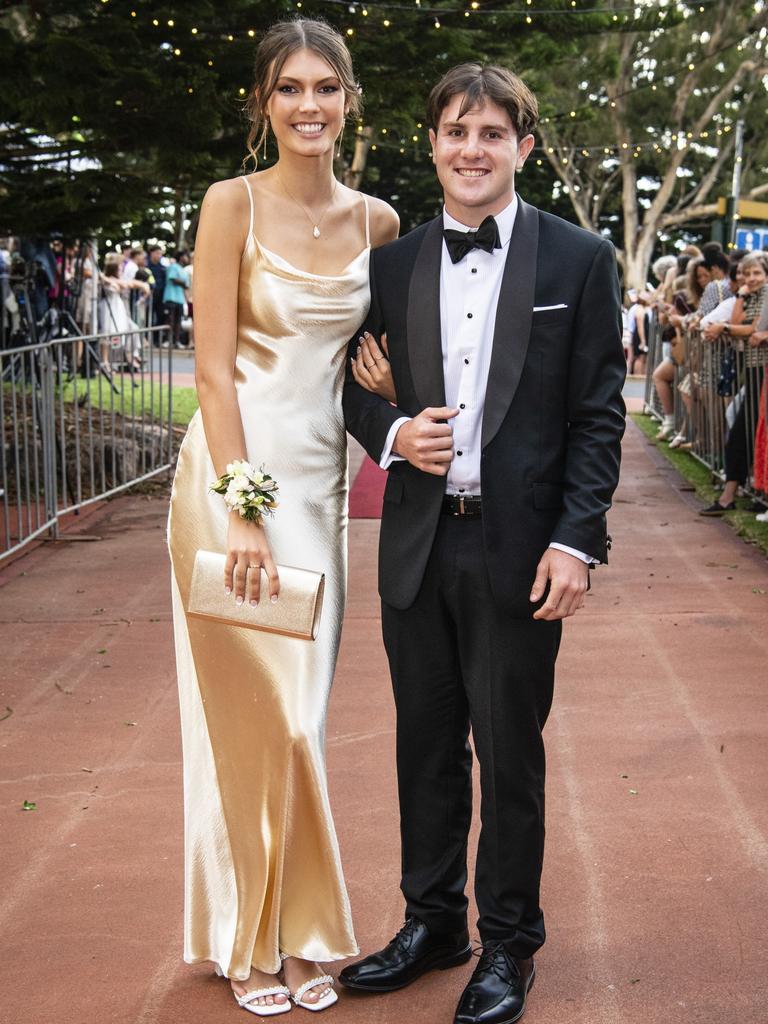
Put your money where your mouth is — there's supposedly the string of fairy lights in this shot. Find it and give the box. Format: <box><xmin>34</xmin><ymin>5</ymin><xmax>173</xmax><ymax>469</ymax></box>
<box><xmin>91</xmin><ymin>0</ymin><xmax>761</xmax><ymax>164</ymax></box>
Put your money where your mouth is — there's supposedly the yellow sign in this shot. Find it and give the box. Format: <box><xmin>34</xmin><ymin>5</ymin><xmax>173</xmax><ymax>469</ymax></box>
<box><xmin>717</xmin><ymin>197</ymin><xmax>768</xmax><ymax>220</ymax></box>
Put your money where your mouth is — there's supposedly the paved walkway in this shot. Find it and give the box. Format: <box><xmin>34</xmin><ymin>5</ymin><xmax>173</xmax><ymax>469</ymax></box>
<box><xmin>1</xmin><ymin>421</ymin><xmax>767</xmax><ymax>1024</ymax></box>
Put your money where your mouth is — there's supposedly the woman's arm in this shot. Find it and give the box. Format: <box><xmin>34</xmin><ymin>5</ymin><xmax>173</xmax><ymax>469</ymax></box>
<box><xmin>724</xmin><ymin>321</ymin><xmax>756</xmax><ymax>338</ymax></box>
<box><xmin>194</xmin><ymin>180</ymin><xmax>249</xmax><ymax>476</ymax></box>
<box><xmin>730</xmin><ymin>293</ymin><xmax>747</xmax><ymax>325</ymax></box>
<box><xmin>194</xmin><ymin>178</ymin><xmax>279</xmax><ymax>603</ymax></box>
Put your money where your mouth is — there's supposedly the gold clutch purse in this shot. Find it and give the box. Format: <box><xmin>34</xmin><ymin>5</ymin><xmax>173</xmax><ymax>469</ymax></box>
<box><xmin>187</xmin><ymin>550</ymin><xmax>325</xmax><ymax>641</ymax></box>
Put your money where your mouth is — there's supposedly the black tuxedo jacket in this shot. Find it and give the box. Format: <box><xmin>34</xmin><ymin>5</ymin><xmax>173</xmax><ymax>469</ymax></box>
<box><xmin>342</xmin><ymin>198</ymin><xmax>626</xmax><ymax>616</ymax></box>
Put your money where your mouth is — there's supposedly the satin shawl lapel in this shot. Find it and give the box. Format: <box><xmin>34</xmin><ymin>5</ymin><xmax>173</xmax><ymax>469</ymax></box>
<box><xmin>481</xmin><ymin>199</ymin><xmax>540</xmax><ymax>449</ymax></box>
<box><xmin>406</xmin><ymin>216</ymin><xmax>445</xmax><ymax>409</ymax></box>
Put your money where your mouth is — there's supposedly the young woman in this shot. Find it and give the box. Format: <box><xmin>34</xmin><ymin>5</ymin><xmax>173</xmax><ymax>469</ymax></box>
<box><xmin>652</xmin><ymin>257</ymin><xmax>710</xmax><ymax>444</ymax></box>
<box><xmin>99</xmin><ymin>253</ymin><xmax>149</xmax><ymax>370</ymax></box>
<box><xmin>167</xmin><ymin>19</ymin><xmax>398</xmax><ymax>1016</ymax></box>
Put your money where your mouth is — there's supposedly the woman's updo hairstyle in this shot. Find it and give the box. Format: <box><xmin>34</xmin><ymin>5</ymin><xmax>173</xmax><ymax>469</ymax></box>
<box><xmin>244</xmin><ymin>18</ymin><xmax>362</xmax><ymax>167</ymax></box>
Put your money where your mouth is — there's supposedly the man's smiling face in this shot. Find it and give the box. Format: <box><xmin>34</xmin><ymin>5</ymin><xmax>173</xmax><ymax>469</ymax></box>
<box><xmin>429</xmin><ymin>93</ymin><xmax>534</xmax><ymax>226</ymax></box>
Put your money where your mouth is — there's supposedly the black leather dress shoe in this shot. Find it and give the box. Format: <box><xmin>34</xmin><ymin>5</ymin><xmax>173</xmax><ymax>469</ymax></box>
<box><xmin>454</xmin><ymin>944</ymin><xmax>535</xmax><ymax>1024</ymax></box>
<box><xmin>339</xmin><ymin>916</ymin><xmax>472</xmax><ymax>992</ymax></box>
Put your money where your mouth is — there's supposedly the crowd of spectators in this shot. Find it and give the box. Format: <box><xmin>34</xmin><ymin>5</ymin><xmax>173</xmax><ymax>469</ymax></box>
<box><xmin>632</xmin><ymin>241</ymin><xmax>768</xmax><ymax>524</ymax></box>
<box><xmin>0</xmin><ymin>236</ymin><xmax>194</xmax><ymax>371</ymax></box>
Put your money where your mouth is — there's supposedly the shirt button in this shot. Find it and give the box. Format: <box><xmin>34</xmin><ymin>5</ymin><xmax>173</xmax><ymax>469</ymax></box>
<box><xmin>467</xmin><ymin>313</ymin><xmax>473</xmax><ymax>319</ymax></box>
<box><xmin>471</xmin><ymin>268</ymin><xmax>478</xmax><ymax>274</ymax></box>
<box><xmin>459</xmin><ymin>488</ymin><xmax>465</xmax><ymax>492</ymax></box>
<box><xmin>459</xmin><ymin>403</ymin><xmax>466</xmax><ymax>409</ymax></box>
<box><xmin>464</xmin><ymin>358</ymin><xmax>470</xmax><ymax>365</ymax></box>
<box><xmin>457</xmin><ymin>450</ymin><xmax>463</xmax><ymax>456</ymax></box>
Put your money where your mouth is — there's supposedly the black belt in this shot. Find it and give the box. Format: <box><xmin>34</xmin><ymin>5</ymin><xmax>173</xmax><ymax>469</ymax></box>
<box><xmin>442</xmin><ymin>494</ymin><xmax>482</xmax><ymax>517</ymax></box>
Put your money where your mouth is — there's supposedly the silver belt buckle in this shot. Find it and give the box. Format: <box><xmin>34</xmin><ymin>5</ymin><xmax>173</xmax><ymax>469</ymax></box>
<box><xmin>458</xmin><ymin>495</ymin><xmax>465</xmax><ymax>516</ymax></box>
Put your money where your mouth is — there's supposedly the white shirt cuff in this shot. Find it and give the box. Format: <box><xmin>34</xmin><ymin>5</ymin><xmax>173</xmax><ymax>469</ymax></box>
<box><xmin>380</xmin><ymin>417</ymin><xmax>411</xmax><ymax>468</ymax></box>
<box><xmin>549</xmin><ymin>542</ymin><xmax>599</xmax><ymax>566</ymax></box>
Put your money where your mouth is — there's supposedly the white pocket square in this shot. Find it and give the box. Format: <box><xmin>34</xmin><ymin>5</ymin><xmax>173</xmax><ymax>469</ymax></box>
<box><xmin>533</xmin><ymin>304</ymin><xmax>568</xmax><ymax>312</ymax></box>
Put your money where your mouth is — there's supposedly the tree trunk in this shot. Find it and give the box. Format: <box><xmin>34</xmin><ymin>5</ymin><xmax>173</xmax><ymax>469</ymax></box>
<box><xmin>175</xmin><ymin>188</ymin><xmax>189</xmax><ymax>250</ymax></box>
<box><xmin>623</xmin><ymin>232</ymin><xmax>658</xmax><ymax>292</ymax></box>
<box><xmin>342</xmin><ymin>126</ymin><xmax>373</xmax><ymax>191</ymax></box>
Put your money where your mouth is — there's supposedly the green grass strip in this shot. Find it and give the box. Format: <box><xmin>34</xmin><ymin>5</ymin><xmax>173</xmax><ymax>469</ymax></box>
<box><xmin>630</xmin><ymin>412</ymin><xmax>768</xmax><ymax>557</ymax></box>
<box><xmin>55</xmin><ymin>378</ymin><xmax>199</xmax><ymax>427</ymax></box>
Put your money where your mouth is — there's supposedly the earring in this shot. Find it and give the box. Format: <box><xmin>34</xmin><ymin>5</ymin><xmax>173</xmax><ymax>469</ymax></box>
<box><xmin>336</xmin><ymin>121</ymin><xmax>345</xmax><ymax>159</ymax></box>
<box><xmin>262</xmin><ymin>120</ymin><xmax>269</xmax><ymax>161</ymax></box>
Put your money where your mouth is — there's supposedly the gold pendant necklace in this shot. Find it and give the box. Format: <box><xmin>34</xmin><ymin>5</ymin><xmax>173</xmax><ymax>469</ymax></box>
<box><xmin>278</xmin><ymin>174</ymin><xmax>338</xmax><ymax>239</ymax></box>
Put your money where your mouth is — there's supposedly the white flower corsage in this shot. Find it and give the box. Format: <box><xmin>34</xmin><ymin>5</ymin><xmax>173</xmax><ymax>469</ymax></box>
<box><xmin>210</xmin><ymin>459</ymin><xmax>279</xmax><ymax>524</ymax></box>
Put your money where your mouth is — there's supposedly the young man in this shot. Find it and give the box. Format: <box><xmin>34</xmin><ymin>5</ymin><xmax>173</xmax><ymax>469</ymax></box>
<box><xmin>162</xmin><ymin>251</ymin><xmax>190</xmax><ymax>349</ymax></box>
<box><xmin>341</xmin><ymin>64</ymin><xmax>626</xmax><ymax>1024</ymax></box>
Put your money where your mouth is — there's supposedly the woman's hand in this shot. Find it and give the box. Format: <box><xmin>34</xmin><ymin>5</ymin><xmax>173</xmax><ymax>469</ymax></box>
<box><xmin>749</xmin><ymin>329</ymin><xmax>768</xmax><ymax>347</ymax></box>
<box><xmin>224</xmin><ymin>511</ymin><xmax>280</xmax><ymax>606</ymax></box>
<box><xmin>351</xmin><ymin>332</ymin><xmax>397</xmax><ymax>403</ymax></box>
<box><xmin>703</xmin><ymin>321</ymin><xmax>725</xmax><ymax>341</ymax></box>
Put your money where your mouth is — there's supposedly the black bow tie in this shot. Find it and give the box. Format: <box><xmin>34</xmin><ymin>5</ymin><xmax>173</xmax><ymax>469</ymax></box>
<box><xmin>443</xmin><ymin>215</ymin><xmax>501</xmax><ymax>264</ymax></box>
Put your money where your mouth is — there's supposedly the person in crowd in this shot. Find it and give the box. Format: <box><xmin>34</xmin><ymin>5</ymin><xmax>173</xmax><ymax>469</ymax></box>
<box><xmin>48</xmin><ymin>238</ymin><xmax>74</xmax><ymax>309</ymax></box>
<box><xmin>118</xmin><ymin>243</ymin><xmax>132</xmax><ymax>274</ymax></box>
<box><xmin>697</xmin><ymin>249</ymin><xmax>731</xmax><ymax>317</ymax></box>
<box><xmin>653</xmin><ymin>257</ymin><xmax>710</xmax><ymax>443</ymax></box>
<box><xmin>126</xmin><ymin>249</ymin><xmax>151</xmax><ymax>326</ymax></box>
<box><xmin>99</xmin><ymin>252</ymin><xmax>150</xmax><ymax>371</ymax></box>
<box><xmin>167</xmin><ymin>18</ymin><xmax>399</xmax><ymax>1017</ymax></box>
<box><xmin>651</xmin><ymin>254</ymin><xmax>677</xmax><ymax>302</ymax></box>
<box><xmin>120</xmin><ymin>247</ymin><xmax>142</xmax><ymax>283</ymax></box>
<box><xmin>147</xmin><ymin>244</ymin><xmax>167</xmax><ymax>333</ymax></box>
<box><xmin>628</xmin><ymin>289</ymin><xmax>651</xmax><ymax>375</ymax></box>
<box><xmin>181</xmin><ymin>249</ymin><xmax>195</xmax><ymax>349</ymax></box>
<box><xmin>162</xmin><ymin>251</ymin><xmax>191</xmax><ymax>349</ymax></box>
<box><xmin>74</xmin><ymin>241</ymin><xmax>97</xmax><ymax>339</ymax></box>
<box><xmin>699</xmin><ymin>251</ymin><xmax>768</xmax><ymax>515</ymax></box>
<box><xmin>700</xmin><ymin>256</ymin><xmax>744</xmax><ymax>329</ymax></box>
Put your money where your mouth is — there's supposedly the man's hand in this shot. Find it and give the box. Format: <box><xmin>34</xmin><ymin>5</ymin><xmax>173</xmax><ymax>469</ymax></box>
<box><xmin>530</xmin><ymin>548</ymin><xmax>589</xmax><ymax>621</ymax></box>
<box><xmin>393</xmin><ymin>406</ymin><xmax>459</xmax><ymax>476</ymax></box>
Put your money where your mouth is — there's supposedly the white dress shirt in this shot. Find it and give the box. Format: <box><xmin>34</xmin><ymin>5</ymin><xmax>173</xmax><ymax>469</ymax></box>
<box><xmin>380</xmin><ymin>198</ymin><xmax>594</xmax><ymax>565</ymax></box>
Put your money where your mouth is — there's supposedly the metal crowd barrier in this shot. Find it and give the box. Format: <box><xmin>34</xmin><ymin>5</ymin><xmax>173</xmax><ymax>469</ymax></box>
<box><xmin>1</xmin><ymin>323</ymin><xmax>175</xmax><ymax>563</ymax></box>
<box><xmin>645</xmin><ymin>323</ymin><xmax>768</xmax><ymax>506</ymax></box>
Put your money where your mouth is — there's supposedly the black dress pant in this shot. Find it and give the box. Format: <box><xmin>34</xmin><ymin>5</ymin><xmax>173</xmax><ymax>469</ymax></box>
<box><xmin>381</xmin><ymin>515</ymin><xmax>562</xmax><ymax>959</ymax></box>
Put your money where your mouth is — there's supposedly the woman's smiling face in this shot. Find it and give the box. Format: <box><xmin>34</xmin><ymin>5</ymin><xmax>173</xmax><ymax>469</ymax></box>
<box><xmin>266</xmin><ymin>48</ymin><xmax>347</xmax><ymax>158</ymax></box>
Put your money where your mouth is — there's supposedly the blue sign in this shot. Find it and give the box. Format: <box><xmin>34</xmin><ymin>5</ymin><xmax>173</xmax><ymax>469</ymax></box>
<box><xmin>735</xmin><ymin>227</ymin><xmax>768</xmax><ymax>251</ymax></box>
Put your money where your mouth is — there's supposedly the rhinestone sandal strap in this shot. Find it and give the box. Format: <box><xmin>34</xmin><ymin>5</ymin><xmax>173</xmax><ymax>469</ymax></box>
<box><xmin>293</xmin><ymin>975</ymin><xmax>334</xmax><ymax>1003</ymax></box>
<box><xmin>237</xmin><ymin>985</ymin><xmax>291</xmax><ymax>1006</ymax></box>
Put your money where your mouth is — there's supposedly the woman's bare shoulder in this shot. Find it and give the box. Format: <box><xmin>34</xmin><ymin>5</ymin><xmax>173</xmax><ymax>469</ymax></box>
<box><xmin>201</xmin><ymin>175</ymin><xmax>251</xmax><ymax>216</ymax></box>
<box><xmin>362</xmin><ymin>193</ymin><xmax>400</xmax><ymax>247</ymax></box>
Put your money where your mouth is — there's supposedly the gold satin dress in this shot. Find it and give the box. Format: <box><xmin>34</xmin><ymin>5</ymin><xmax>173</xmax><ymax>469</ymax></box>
<box><xmin>167</xmin><ymin>176</ymin><xmax>370</xmax><ymax>980</ymax></box>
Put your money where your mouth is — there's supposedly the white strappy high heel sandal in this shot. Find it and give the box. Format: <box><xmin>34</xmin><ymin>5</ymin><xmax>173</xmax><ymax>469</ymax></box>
<box><xmin>214</xmin><ymin>964</ymin><xmax>292</xmax><ymax>1016</ymax></box>
<box><xmin>290</xmin><ymin>975</ymin><xmax>338</xmax><ymax>1013</ymax></box>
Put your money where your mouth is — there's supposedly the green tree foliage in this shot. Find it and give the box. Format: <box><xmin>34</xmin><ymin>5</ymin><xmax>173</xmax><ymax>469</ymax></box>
<box><xmin>535</xmin><ymin>0</ymin><xmax>768</xmax><ymax>286</ymax></box>
<box><xmin>5</xmin><ymin>0</ymin><xmax>764</xmax><ymax>285</ymax></box>
<box><xmin>0</xmin><ymin>0</ymin><xmax>614</xmax><ymax>241</ymax></box>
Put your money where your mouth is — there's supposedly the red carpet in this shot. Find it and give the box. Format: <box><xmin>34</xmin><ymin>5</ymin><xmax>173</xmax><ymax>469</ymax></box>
<box><xmin>349</xmin><ymin>456</ymin><xmax>386</xmax><ymax>518</ymax></box>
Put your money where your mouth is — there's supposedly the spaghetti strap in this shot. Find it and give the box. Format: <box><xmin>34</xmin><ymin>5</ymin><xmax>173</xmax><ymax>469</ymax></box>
<box><xmin>241</xmin><ymin>175</ymin><xmax>255</xmax><ymax>238</ymax></box>
<box><xmin>361</xmin><ymin>194</ymin><xmax>371</xmax><ymax>247</ymax></box>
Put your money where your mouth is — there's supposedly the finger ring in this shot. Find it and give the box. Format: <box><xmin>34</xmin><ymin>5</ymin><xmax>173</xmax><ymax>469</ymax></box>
<box><xmin>365</xmin><ymin>363</ymin><xmax>375</xmax><ymax>370</ymax></box>
<box><xmin>249</xmin><ymin>563</ymin><xmax>260</xmax><ymax>570</ymax></box>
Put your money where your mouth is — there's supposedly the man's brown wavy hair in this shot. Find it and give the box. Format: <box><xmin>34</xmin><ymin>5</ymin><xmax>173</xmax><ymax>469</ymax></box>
<box><xmin>427</xmin><ymin>63</ymin><xmax>538</xmax><ymax>139</ymax></box>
